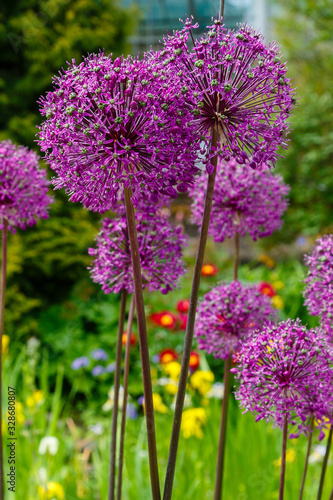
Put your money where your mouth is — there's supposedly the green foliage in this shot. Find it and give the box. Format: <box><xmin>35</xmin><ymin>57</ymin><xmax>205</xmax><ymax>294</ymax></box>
<box><xmin>274</xmin><ymin>0</ymin><xmax>333</xmax><ymax>237</ymax></box>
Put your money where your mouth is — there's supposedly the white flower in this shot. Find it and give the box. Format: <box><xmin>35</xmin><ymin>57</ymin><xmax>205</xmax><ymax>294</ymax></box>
<box><xmin>103</xmin><ymin>386</ymin><xmax>124</xmax><ymax>412</ymax></box>
<box><xmin>38</xmin><ymin>436</ymin><xmax>59</xmax><ymax>456</ymax></box>
<box><xmin>206</xmin><ymin>382</ymin><xmax>224</xmax><ymax>399</ymax></box>
<box><xmin>88</xmin><ymin>423</ymin><xmax>104</xmax><ymax>435</ymax></box>
<box><xmin>309</xmin><ymin>445</ymin><xmax>328</xmax><ymax>464</ymax></box>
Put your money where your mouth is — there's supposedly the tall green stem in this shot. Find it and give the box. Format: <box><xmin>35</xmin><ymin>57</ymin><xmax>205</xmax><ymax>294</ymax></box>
<box><xmin>213</xmin><ymin>355</ymin><xmax>232</xmax><ymax>500</ymax></box>
<box><xmin>108</xmin><ymin>288</ymin><xmax>127</xmax><ymax>500</ymax></box>
<box><xmin>124</xmin><ymin>187</ymin><xmax>161</xmax><ymax>500</ymax></box>
<box><xmin>0</xmin><ymin>220</ymin><xmax>8</xmax><ymax>500</ymax></box>
<box><xmin>279</xmin><ymin>416</ymin><xmax>288</xmax><ymax>500</ymax></box>
<box><xmin>163</xmin><ymin>129</ymin><xmax>219</xmax><ymax>500</ymax></box>
<box><xmin>233</xmin><ymin>233</ymin><xmax>239</xmax><ymax>281</ymax></box>
<box><xmin>298</xmin><ymin>417</ymin><xmax>314</xmax><ymax>500</ymax></box>
<box><xmin>117</xmin><ymin>294</ymin><xmax>135</xmax><ymax>500</ymax></box>
<box><xmin>317</xmin><ymin>425</ymin><xmax>333</xmax><ymax>500</ymax></box>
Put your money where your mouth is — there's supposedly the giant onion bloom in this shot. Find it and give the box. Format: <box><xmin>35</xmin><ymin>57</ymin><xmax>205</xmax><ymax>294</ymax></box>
<box><xmin>88</xmin><ymin>201</ymin><xmax>188</xmax><ymax>294</ymax></box>
<box><xmin>38</xmin><ymin>52</ymin><xmax>201</xmax><ymax>211</ymax></box>
<box><xmin>160</xmin><ymin>18</ymin><xmax>296</xmax><ymax>172</ymax></box>
<box><xmin>194</xmin><ymin>281</ymin><xmax>277</xmax><ymax>360</ymax></box>
<box><xmin>0</xmin><ymin>140</ymin><xmax>53</xmax><ymax>232</ymax></box>
<box><xmin>304</xmin><ymin>235</ymin><xmax>333</xmax><ymax>340</ymax></box>
<box><xmin>190</xmin><ymin>159</ymin><xmax>289</xmax><ymax>242</ymax></box>
<box><xmin>232</xmin><ymin>319</ymin><xmax>333</xmax><ymax>438</ymax></box>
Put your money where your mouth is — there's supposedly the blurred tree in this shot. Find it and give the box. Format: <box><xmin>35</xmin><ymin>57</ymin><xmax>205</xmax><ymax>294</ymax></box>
<box><xmin>274</xmin><ymin>0</ymin><xmax>333</xmax><ymax>238</ymax></box>
<box><xmin>0</xmin><ymin>0</ymin><xmax>136</xmax><ymax>146</ymax></box>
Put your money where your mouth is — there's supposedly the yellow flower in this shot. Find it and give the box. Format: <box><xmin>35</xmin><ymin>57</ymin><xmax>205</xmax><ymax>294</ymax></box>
<box><xmin>165</xmin><ymin>383</ymin><xmax>178</xmax><ymax>395</ymax></box>
<box><xmin>27</xmin><ymin>390</ymin><xmax>44</xmax><ymax>409</ymax></box>
<box><xmin>2</xmin><ymin>334</ymin><xmax>9</xmax><ymax>354</ymax></box>
<box><xmin>149</xmin><ymin>394</ymin><xmax>168</xmax><ymax>414</ymax></box>
<box><xmin>38</xmin><ymin>481</ymin><xmax>65</xmax><ymax>499</ymax></box>
<box><xmin>190</xmin><ymin>371</ymin><xmax>214</xmax><ymax>396</ymax></box>
<box><xmin>274</xmin><ymin>449</ymin><xmax>296</xmax><ymax>467</ymax></box>
<box><xmin>163</xmin><ymin>361</ymin><xmax>181</xmax><ymax>381</ymax></box>
<box><xmin>181</xmin><ymin>408</ymin><xmax>207</xmax><ymax>439</ymax></box>
<box><xmin>258</xmin><ymin>254</ymin><xmax>275</xmax><ymax>269</ymax></box>
<box><xmin>272</xmin><ymin>295</ymin><xmax>284</xmax><ymax>309</ymax></box>
<box><xmin>272</xmin><ymin>280</ymin><xmax>285</xmax><ymax>291</ymax></box>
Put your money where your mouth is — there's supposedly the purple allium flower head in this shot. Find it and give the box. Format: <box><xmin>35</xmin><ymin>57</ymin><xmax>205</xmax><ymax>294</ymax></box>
<box><xmin>0</xmin><ymin>140</ymin><xmax>53</xmax><ymax>233</ymax></box>
<box><xmin>37</xmin><ymin>52</ymin><xmax>201</xmax><ymax>211</ymax></box>
<box><xmin>92</xmin><ymin>365</ymin><xmax>105</xmax><ymax>377</ymax></box>
<box><xmin>88</xmin><ymin>200</ymin><xmax>188</xmax><ymax>294</ymax></box>
<box><xmin>190</xmin><ymin>160</ymin><xmax>289</xmax><ymax>242</ymax></box>
<box><xmin>304</xmin><ymin>235</ymin><xmax>333</xmax><ymax>340</ymax></box>
<box><xmin>232</xmin><ymin>319</ymin><xmax>333</xmax><ymax>438</ymax></box>
<box><xmin>91</xmin><ymin>348</ymin><xmax>108</xmax><ymax>361</ymax></box>
<box><xmin>194</xmin><ymin>281</ymin><xmax>277</xmax><ymax>360</ymax></box>
<box><xmin>160</xmin><ymin>18</ymin><xmax>296</xmax><ymax>171</ymax></box>
<box><xmin>71</xmin><ymin>356</ymin><xmax>90</xmax><ymax>370</ymax></box>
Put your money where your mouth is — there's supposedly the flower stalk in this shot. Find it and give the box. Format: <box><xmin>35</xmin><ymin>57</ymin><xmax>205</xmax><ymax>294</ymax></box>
<box><xmin>298</xmin><ymin>417</ymin><xmax>314</xmax><ymax>500</ymax></box>
<box><xmin>0</xmin><ymin>219</ymin><xmax>8</xmax><ymax>500</ymax></box>
<box><xmin>108</xmin><ymin>288</ymin><xmax>127</xmax><ymax>500</ymax></box>
<box><xmin>124</xmin><ymin>187</ymin><xmax>161</xmax><ymax>500</ymax></box>
<box><xmin>163</xmin><ymin>128</ymin><xmax>219</xmax><ymax>500</ymax></box>
<box><xmin>117</xmin><ymin>294</ymin><xmax>135</xmax><ymax>500</ymax></box>
<box><xmin>317</xmin><ymin>424</ymin><xmax>333</xmax><ymax>500</ymax></box>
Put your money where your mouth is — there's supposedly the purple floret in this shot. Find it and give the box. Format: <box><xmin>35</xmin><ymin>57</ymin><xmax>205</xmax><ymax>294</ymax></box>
<box><xmin>91</xmin><ymin>348</ymin><xmax>108</xmax><ymax>361</ymax></box>
<box><xmin>159</xmin><ymin>17</ymin><xmax>296</xmax><ymax>172</ymax></box>
<box><xmin>71</xmin><ymin>356</ymin><xmax>90</xmax><ymax>370</ymax></box>
<box><xmin>232</xmin><ymin>319</ymin><xmax>333</xmax><ymax>438</ymax></box>
<box><xmin>88</xmin><ymin>200</ymin><xmax>188</xmax><ymax>294</ymax></box>
<box><xmin>190</xmin><ymin>159</ymin><xmax>289</xmax><ymax>242</ymax></box>
<box><xmin>0</xmin><ymin>140</ymin><xmax>53</xmax><ymax>232</ymax></box>
<box><xmin>194</xmin><ymin>281</ymin><xmax>277</xmax><ymax>360</ymax></box>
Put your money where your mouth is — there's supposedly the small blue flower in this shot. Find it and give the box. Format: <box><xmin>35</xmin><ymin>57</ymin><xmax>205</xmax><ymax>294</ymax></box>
<box><xmin>137</xmin><ymin>395</ymin><xmax>144</xmax><ymax>406</ymax></box>
<box><xmin>92</xmin><ymin>365</ymin><xmax>105</xmax><ymax>376</ymax></box>
<box><xmin>127</xmin><ymin>403</ymin><xmax>138</xmax><ymax>420</ymax></box>
<box><xmin>106</xmin><ymin>362</ymin><xmax>116</xmax><ymax>373</ymax></box>
<box><xmin>71</xmin><ymin>356</ymin><xmax>90</xmax><ymax>370</ymax></box>
<box><xmin>91</xmin><ymin>348</ymin><xmax>108</xmax><ymax>361</ymax></box>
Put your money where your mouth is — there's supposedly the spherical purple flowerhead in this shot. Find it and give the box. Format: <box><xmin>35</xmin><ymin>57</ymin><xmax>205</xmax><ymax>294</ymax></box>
<box><xmin>190</xmin><ymin>159</ymin><xmax>289</xmax><ymax>242</ymax></box>
<box><xmin>38</xmin><ymin>52</ymin><xmax>201</xmax><ymax>211</ymax></box>
<box><xmin>232</xmin><ymin>319</ymin><xmax>333</xmax><ymax>438</ymax></box>
<box><xmin>304</xmin><ymin>235</ymin><xmax>333</xmax><ymax>340</ymax></box>
<box><xmin>0</xmin><ymin>140</ymin><xmax>53</xmax><ymax>233</ymax></box>
<box><xmin>194</xmin><ymin>281</ymin><xmax>277</xmax><ymax>360</ymax></box>
<box><xmin>160</xmin><ymin>18</ymin><xmax>296</xmax><ymax>171</ymax></box>
<box><xmin>88</xmin><ymin>202</ymin><xmax>188</xmax><ymax>294</ymax></box>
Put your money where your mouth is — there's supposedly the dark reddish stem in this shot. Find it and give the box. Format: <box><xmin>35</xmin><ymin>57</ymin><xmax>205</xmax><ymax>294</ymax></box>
<box><xmin>279</xmin><ymin>416</ymin><xmax>288</xmax><ymax>500</ymax></box>
<box><xmin>0</xmin><ymin>220</ymin><xmax>7</xmax><ymax>500</ymax></box>
<box><xmin>163</xmin><ymin>128</ymin><xmax>219</xmax><ymax>500</ymax></box>
<box><xmin>124</xmin><ymin>187</ymin><xmax>161</xmax><ymax>500</ymax></box>
<box><xmin>117</xmin><ymin>294</ymin><xmax>135</xmax><ymax>500</ymax></box>
<box><xmin>213</xmin><ymin>355</ymin><xmax>232</xmax><ymax>500</ymax></box>
<box><xmin>317</xmin><ymin>424</ymin><xmax>333</xmax><ymax>500</ymax></box>
<box><xmin>233</xmin><ymin>232</ymin><xmax>239</xmax><ymax>281</ymax></box>
<box><xmin>108</xmin><ymin>288</ymin><xmax>127</xmax><ymax>500</ymax></box>
<box><xmin>298</xmin><ymin>417</ymin><xmax>314</xmax><ymax>500</ymax></box>
<box><xmin>329</xmin><ymin>484</ymin><xmax>333</xmax><ymax>500</ymax></box>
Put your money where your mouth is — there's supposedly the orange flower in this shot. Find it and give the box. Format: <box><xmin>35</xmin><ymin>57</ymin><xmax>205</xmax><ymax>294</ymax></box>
<box><xmin>177</xmin><ymin>299</ymin><xmax>190</xmax><ymax>313</ymax></box>
<box><xmin>201</xmin><ymin>264</ymin><xmax>218</xmax><ymax>277</ymax></box>
<box><xmin>150</xmin><ymin>312</ymin><xmax>177</xmax><ymax>329</ymax></box>
<box><xmin>159</xmin><ymin>349</ymin><xmax>178</xmax><ymax>364</ymax></box>
<box><xmin>189</xmin><ymin>351</ymin><xmax>200</xmax><ymax>371</ymax></box>
<box><xmin>258</xmin><ymin>282</ymin><xmax>276</xmax><ymax>298</ymax></box>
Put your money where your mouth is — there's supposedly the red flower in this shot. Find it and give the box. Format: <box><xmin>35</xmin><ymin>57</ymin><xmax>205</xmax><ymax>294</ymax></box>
<box><xmin>189</xmin><ymin>351</ymin><xmax>200</xmax><ymax>371</ymax></box>
<box><xmin>177</xmin><ymin>299</ymin><xmax>190</xmax><ymax>313</ymax></box>
<box><xmin>178</xmin><ymin>314</ymin><xmax>187</xmax><ymax>331</ymax></box>
<box><xmin>201</xmin><ymin>264</ymin><xmax>218</xmax><ymax>277</ymax></box>
<box><xmin>258</xmin><ymin>282</ymin><xmax>276</xmax><ymax>298</ymax></box>
<box><xmin>122</xmin><ymin>332</ymin><xmax>136</xmax><ymax>346</ymax></box>
<box><xmin>159</xmin><ymin>348</ymin><xmax>178</xmax><ymax>364</ymax></box>
<box><xmin>150</xmin><ymin>312</ymin><xmax>177</xmax><ymax>329</ymax></box>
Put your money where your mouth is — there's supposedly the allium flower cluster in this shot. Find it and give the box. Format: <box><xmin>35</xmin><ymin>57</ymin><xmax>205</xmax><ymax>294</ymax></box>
<box><xmin>304</xmin><ymin>235</ymin><xmax>333</xmax><ymax>340</ymax></box>
<box><xmin>160</xmin><ymin>18</ymin><xmax>296</xmax><ymax>171</ymax></box>
<box><xmin>194</xmin><ymin>281</ymin><xmax>277</xmax><ymax>360</ymax></box>
<box><xmin>232</xmin><ymin>319</ymin><xmax>333</xmax><ymax>438</ymax></box>
<box><xmin>88</xmin><ymin>202</ymin><xmax>188</xmax><ymax>294</ymax></box>
<box><xmin>190</xmin><ymin>160</ymin><xmax>289</xmax><ymax>242</ymax></box>
<box><xmin>38</xmin><ymin>52</ymin><xmax>201</xmax><ymax>211</ymax></box>
<box><xmin>0</xmin><ymin>140</ymin><xmax>53</xmax><ymax>232</ymax></box>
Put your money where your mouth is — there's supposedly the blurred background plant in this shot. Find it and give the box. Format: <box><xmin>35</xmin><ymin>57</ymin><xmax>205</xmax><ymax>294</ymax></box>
<box><xmin>0</xmin><ymin>0</ymin><xmax>332</xmax><ymax>498</ymax></box>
